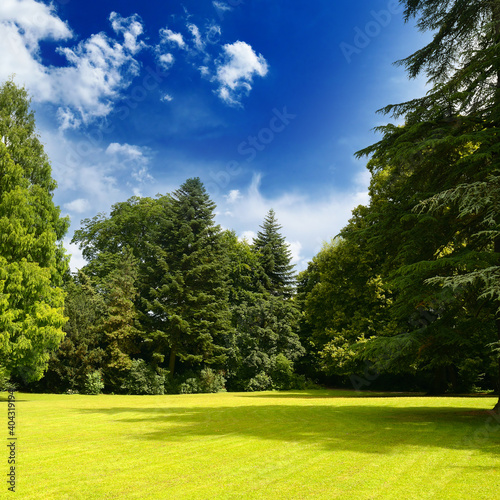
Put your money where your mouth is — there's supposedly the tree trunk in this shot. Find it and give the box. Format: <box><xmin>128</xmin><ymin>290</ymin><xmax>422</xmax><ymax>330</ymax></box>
<box><xmin>494</xmin><ymin>237</ymin><xmax>500</xmax><ymax>413</ymax></box>
<box><xmin>168</xmin><ymin>348</ymin><xmax>176</xmax><ymax>379</ymax></box>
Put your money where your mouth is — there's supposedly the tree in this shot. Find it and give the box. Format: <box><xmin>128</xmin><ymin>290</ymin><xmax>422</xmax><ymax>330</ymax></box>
<box><xmin>38</xmin><ymin>272</ymin><xmax>106</xmax><ymax>393</ymax></box>
<box><xmin>223</xmin><ymin>231</ymin><xmax>304</xmax><ymax>390</ymax></box>
<box><xmin>253</xmin><ymin>209</ymin><xmax>296</xmax><ymax>298</ymax></box>
<box><xmin>0</xmin><ymin>80</ymin><xmax>69</xmax><ymax>383</ymax></box>
<box><xmin>354</xmin><ymin>0</ymin><xmax>500</xmax><ymax>405</ymax></box>
<box><xmin>146</xmin><ymin>178</ymin><xmax>232</xmax><ymax>378</ymax></box>
<box><xmin>100</xmin><ymin>249</ymin><xmax>142</xmax><ymax>391</ymax></box>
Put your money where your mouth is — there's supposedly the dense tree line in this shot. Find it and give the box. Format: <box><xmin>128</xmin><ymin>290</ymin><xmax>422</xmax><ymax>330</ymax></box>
<box><xmin>2</xmin><ymin>0</ymin><xmax>499</xmax><ymax>409</ymax></box>
<box><xmin>28</xmin><ymin>179</ymin><xmax>305</xmax><ymax>394</ymax></box>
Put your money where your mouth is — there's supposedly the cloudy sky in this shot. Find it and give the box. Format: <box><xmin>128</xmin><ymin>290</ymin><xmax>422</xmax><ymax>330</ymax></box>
<box><xmin>0</xmin><ymin>0</ymin><xmax>430</xmax><ymax>271</ymax></box>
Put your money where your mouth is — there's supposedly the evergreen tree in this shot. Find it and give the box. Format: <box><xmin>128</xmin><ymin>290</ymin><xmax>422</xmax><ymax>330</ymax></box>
<box><xmin>100</xmin><ymin>249</ymin><xmax>142</xmax><ymax>391</ymax></box>
<box><xmin>146</xmin><ymin>178</ymin><xmax>232</xmax><ymax>377</ymax></box>
<box><xmin>253</xmin><ymin>209</ymin><xmax>296</xmax><ymax>298</ymax></box>
<box><xmin>354</xmin><ymin>0</ymin><xmax>500</xmax><ymax>405</ymax></box>
<box><xmin>39</xmin><ymin>272</ymin><xmax>106</xmax><ymax>393</ymax></box>
<box><xmin>0</xmin><ymin>80</ymin><xmax>69</xmax><ymax>383</ymax></box>
<box><xmin>223</xmin><ymin>231</ymin><xmax>304</xmax><ymax>390</ymax></box>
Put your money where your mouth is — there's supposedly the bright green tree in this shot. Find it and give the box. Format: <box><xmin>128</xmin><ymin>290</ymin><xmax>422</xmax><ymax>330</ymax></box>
<box><xmin>0</xmin><ymin>81</ymin><xmax>69</xmax><ymax>383</ymax></box>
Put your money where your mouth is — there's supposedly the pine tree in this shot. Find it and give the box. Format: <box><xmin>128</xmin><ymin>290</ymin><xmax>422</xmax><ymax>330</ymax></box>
<box><xmin>146</xmin><ymin>178</ymin><xmax>232</xmax><ymax>377</ymax></box>
<box><xmin>253</xmin><ymin>209</ymin><xmax>296</xmax><ymax>298</ymax></box>
<box><xmin>0</xmin><ymin>80</ymin><xmax>69</xmax><ymax>382</ymax></box>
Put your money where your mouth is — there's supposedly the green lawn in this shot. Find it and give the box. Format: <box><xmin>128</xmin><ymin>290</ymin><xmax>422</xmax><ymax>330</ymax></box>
<box><xmin>3</xmin><ymin>390</ymin><xmax>500</xmax><ymax>499</ymax></box>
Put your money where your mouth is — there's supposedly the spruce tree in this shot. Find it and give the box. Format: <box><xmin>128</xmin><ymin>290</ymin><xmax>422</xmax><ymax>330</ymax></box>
<box><xmin>146</xmin><ymin>178</ymin><xmax>232</xmax><ymax>377</ymax></box>
<box><xmin>252</xmin><ymin>209</ymin><xmax>296</xmax><ymax>298</ymax></box>
<box><xmin>0</xmin><ymin>80</ymin><xmax>69</xmax><ymax>382</ymax></box>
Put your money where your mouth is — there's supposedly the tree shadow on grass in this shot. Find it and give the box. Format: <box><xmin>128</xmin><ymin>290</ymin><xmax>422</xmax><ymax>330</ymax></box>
<box><xmin>78</xmin><ymin>402</ymin><xmax>500</xmax><ymax>457</ymax></box>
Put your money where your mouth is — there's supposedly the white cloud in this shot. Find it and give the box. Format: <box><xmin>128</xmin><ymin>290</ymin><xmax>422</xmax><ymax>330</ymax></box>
<box><xmin>64</xmin><ymin>239</ymin><xmax>87</xmax><ymax>272</ymax></box>
<box><xmin>64</xmin><ymin>198</ymin><xmax>90</xmax><ymax>214</ymax></box>
<box><xmin>159</xmin><ymin>28</ymin><xmax>185</xmax><ymax>48</ymax></box>
<box><xmin>158</xmin><ymin>53</ymin><xmax>174</xmax><ymax>70</ymax></box>
<box><xmin>0</xmin><ymin>5</ymin><xmax>145</xmax><ymax>127</ymax></box>
<box><xmin>215</xmin><ymin>41</ymin><xmax>268</xmax><ymax>106</ymax></box>
<box><xmin>187</xmin><ymin>23</ymin><xmax>204</xmax><ymax>51</ymax></box>
<box><xmin>215</xmin><ymin>172</ymin><xmax>370</xmax><ymax>271</ymax></box>
<box><xmin>161</xmin><ymin>93</ymin><xmax>174</xmax><ymax>102</ymax></box>
<box><xmin>0</xmin><ymin>0</ymin><xmax>72</xmax><ymax>51</ymax></box>
<box><xmin>109</xmin><ymin>12</ymin><xmax>144</xmax><ymax>54</ymax></box>
<box><xmin>106</xmin><ymin>142</ymin><xmax>145</xmax><ymax>160</ymax></box>
<box><xmin>225</xmin><ymin>189</ymin><xmax>241</xmax><ymax>203</ymax></box>
<box><xmin>213</xmin><ymin>1</ymin><xmax>233</xmax><ymax>13</ymax></box>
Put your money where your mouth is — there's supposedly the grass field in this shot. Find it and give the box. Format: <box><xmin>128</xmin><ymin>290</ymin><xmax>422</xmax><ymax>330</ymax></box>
<box><xmin>3</xmin><ymin>390</ymin><xmax>500</xmax><ymax>499</ymax></box>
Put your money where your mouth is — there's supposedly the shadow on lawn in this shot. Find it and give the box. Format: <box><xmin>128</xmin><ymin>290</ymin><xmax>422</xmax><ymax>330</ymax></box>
<box><xmin>78</xmin><ymin>402</ymin><xmax>500</xmax><ymax>456</ymax></box>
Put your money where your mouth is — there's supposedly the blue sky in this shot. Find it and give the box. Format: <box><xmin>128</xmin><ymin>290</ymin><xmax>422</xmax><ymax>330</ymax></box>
<box><xmin>0</xmin><ymin>0</ymin><xmax>429</xmax><ymax>270</ymax></box>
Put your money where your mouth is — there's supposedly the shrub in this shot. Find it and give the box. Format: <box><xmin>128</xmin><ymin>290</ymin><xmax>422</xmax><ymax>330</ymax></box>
<box><xmin>121</xmin><ymin>359</ymin><xmax>166</xmax><ymax>395</ymax></box>
<box><xmin>246</xmin><ymin>371</ymin><xmax>273</xmax><ymax>391</ymax></box>
<box><xmin>84</xmin><ymin>371</ymin><xmax>104</xmax><ymax>395</ymax></box>
<box><xmin>178</xmin><ymin>368</ymin><xmax>226</xmax><ymax>394</ymax></box>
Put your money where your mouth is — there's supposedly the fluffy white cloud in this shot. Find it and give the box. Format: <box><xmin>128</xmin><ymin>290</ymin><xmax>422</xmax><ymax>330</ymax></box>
<box><xmin>63</xmin><ymin>198</ymin><xmax>90</xmax><ymax>214</ymax></box>
<box><xmin>0</xmin><ymin>4</ymin><xmax>145</xmax><ymax>127</ymax></box>
<box><xmin>225</xmin><ymin>189</ymin><xmax>241</xmax><ymax>203</ymax></box>
<box><xmin>161</xmin><ymin>93</ymin><xmax>174</xmax><ymax>102</ymax></box>
<box><xmin>0</xmin><ymin>0</ymin><xmax>72</xmax><ymax>51</ymax></box>
<box><xmin>159</xmin><ymin>28</ymin><xmax>185</xmax><ymax>48</ymax></box>
<box><xmin>158</xmin><ymin>53</ymin><xmax>175</xmax><ymax>70</ymax></box>
<box><xmin>215</xmin><ymin>41</ymin><xmax>268</xmax><ymax>106</ymax></box>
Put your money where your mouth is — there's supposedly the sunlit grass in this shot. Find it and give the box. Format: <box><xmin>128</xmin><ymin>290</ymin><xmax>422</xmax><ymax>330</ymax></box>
<box><xmin>3</xmin><ymin>390</ymin><xmax>500</xmax><ymax>499</ymax></box>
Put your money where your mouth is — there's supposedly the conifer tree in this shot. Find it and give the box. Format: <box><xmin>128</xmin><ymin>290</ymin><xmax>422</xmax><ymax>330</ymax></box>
<box><xmin>354</xmin><ymin>0</ymin><xmax>500</xmax><ymax>406</ymax></box>
<box><xmin>100</xmin><ymin>249</ymin><xmax>142</xmax><ymax>390</ymax></box>
<box><xmin>146</xmin><ymin>178</ymin><xmax>232</xmax><ymax>377</ymax></box>
<box><xmin>253</xmin><ymin>209</ymin><xmax>296</xmax><ymax>298</ymax></box>
<box><xmin>0</xmin><ymin>80</ymin><xmax>69</xmax><ymax>382</ymax></box>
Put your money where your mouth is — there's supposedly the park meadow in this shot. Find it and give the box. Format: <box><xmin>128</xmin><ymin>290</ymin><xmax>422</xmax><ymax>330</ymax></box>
<box><xmin>7</xmin><ymin>389</ymin><xmax>500</xmax><ymax>499</ymax></box>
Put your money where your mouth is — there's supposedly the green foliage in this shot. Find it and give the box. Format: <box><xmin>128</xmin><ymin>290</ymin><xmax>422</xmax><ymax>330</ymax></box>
<box><xmin>252</xmin><ymin>209</ymin><xmax>296</xmax><ymax>298</ymax></box>
<box><xmin>37</xmin><ymin>272</ymin><xmax>105</xmax><ymax>393</ymax></box>
<box><xmin>83</xmin><ymin>371</ymin><xmax>104</xmax><ymax>395</ymax></box>
<box><xmin>0</xmin><ymin>80</ymin><xmax>69</xmax><ymax>383</ymax></box>
<box><xmin>120</xmin><ymin>359</ymin><xmax>167</xmax><ymax>395</ymax></box>
<box><xmin>178</xmin><ymin>368</ymin><xmax>226</xmax><ymax>394</ymax></box>
<box><xmin>145</xmin><ymin>178</ymin><xmax>232</xmax><ymax>376</ymax></box>
<box><xmin>100</xmin><ymin>249</ymin><xmax>142</xmax><ymax>391</ymax></box>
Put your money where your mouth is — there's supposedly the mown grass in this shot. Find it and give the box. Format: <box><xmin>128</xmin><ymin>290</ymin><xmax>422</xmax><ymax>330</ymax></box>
<box><xmin>2</xmin><ymin>390</ymin><xmax>500</xmax><ymax>499</ymax></box>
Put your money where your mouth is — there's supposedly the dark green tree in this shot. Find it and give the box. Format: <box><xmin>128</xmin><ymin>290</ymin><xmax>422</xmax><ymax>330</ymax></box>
<box><xmin>0</xmin><ymin>80</ymin><xmax>69</xmax><ymax>383</ymax></box>
<box><xmin>146</xmin><ymin>178</ymin><xmax>232</xmax><ymax>378</ymax></box>
<box><xmin>223</xmin><ymin>231</ymin><xmax>304</xmax><ymax>390</ymax></box>
<box><xmin>253</xmin><ymin>209</ymin><xmax>296</xmax><ymax>298</ymax></box>
<box><xmin>100</xmin><ymin>249</ymin><xmax>142</xmax><ymax>391</ymax></box>
<box><xmin>353</xmin><ymin>0</ymin><xmax>500</xmax><ymax>404</ymax></box>
<box><xmin>38</xmin><ymin>272</ymin><xmax>106</xmax><ymax>393</ymax></box>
